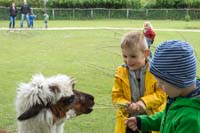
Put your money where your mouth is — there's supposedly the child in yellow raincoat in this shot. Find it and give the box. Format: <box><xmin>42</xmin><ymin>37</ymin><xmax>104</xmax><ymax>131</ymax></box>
<box><xmin>112</xmin><ymin>31</ymin><xmax>166</xmax><ymax>133</ymax></box>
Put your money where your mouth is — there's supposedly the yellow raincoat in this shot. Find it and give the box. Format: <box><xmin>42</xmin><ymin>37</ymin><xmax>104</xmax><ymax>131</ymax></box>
<box><xmin>112</xmin><ymin>65</ymin><xmax>166</xmax><ymax>133</ymax></box>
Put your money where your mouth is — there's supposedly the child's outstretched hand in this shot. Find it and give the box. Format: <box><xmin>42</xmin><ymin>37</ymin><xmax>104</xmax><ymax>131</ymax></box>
<box><xmin>126</xmin><ymin>101</ymin><xmax>146</xmax><ymax>114</ymax></box>
<box><xmin>125</xmin><ymin>117</ymin><xmax>138</xmax><ymax>131</ymax></box>
<box><xmin>126</xmin><ymin>102</ymin><xmax>139</xmax><ymax>113</ymax></box>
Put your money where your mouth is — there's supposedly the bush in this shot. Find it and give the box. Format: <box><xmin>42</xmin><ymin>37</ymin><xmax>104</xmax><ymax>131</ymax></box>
<box><xmin>185</xmin><ymin>14</ymin><xmax>191</xmax><ymax>22</ymax></box>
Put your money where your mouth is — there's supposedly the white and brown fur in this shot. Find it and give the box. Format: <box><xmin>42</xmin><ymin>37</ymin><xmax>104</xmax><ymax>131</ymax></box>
<box><xmin>16</xmin><ymin>74</ymin><xmax>94</xmax><ymax>133</ymax></box>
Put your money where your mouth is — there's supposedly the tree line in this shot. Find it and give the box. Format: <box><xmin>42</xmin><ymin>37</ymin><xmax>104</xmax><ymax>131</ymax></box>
<box><xmin>1</xmin><ymin>0</ymin><xmax>200</xmax><ymax>9</ymax></box>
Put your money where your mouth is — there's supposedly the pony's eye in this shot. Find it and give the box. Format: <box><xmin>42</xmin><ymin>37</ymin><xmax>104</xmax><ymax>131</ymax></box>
<box><xmin>62</xmin><ymin>95</ymin><xmax>75</xmax><ymax>105</ymax></box>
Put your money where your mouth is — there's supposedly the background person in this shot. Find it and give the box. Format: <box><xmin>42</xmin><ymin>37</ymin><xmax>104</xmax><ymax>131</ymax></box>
<box><xmin>143</xmin><ymin>21</ymin><xmax>156</xmax><ymax>58</ymax></box>
<box><xmin>44</xmin><ymin>12</ymin><xmax>49</xmax><ymax>28</ymax></box>
<box><xmin>9</xmin><ymin>2</ymin><xmax>18</xmax><ymax>29</ymax></box>
<box><xmin>29</xmin><ymin>11</ymin><xmax>36</xmax><ymax>28</ymax></box>
<box><xmin>20</xmin><ymin>0</ymin><xmax>31</xmax><ymax>28</ymax></box>
<box><xmin>112</xmin><ymin>31</ymin><xmax>166</xmax><ymax>133</ymax></box>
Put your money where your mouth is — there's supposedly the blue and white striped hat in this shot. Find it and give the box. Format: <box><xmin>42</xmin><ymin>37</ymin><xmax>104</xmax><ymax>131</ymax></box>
<box><xmin>150</xmin><ymin>40</ymin><xmax>196</xmax><ymax>88</ymax></box>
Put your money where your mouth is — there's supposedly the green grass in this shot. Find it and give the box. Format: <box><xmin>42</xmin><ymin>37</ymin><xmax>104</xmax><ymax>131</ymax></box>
<box><xmin>1</xmin><ymin>19</ymin><xmax>200</xmax><ymax>29</ymax></box>
<box><xmin>0</xmin><ymin>20</ymin><xmax>200</xmax><ymax>132</ymax></box>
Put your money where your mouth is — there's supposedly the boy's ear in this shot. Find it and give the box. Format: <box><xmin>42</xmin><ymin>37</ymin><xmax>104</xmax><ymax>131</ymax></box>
<box><xmin>144</xmin><ymin>49</ymin><xmax>150</xmax><ymax>58</ymax></box>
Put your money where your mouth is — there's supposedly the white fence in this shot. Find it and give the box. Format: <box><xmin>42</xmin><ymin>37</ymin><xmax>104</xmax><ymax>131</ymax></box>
<box><xmin>1</xmin><ymin>7</ymin><xmax>200</xmax><ymax>20</ymax></box>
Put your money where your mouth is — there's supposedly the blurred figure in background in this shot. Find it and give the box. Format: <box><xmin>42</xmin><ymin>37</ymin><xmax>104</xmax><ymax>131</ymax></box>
<box><xmin>143</xmin><ymin>21</ymin><xmax>156</xmax><ymax>58</ymax></box>
<box><xmin>44</xmin><ymin>12</ymin><xmax>49</xmax><ymax>28</ymax></box>
<box><xmin>29</xmin><ymin>10</ymin><xmax>36</xmax><ymax>28</ymax></box>
<box><xmin>20</xmin><ymin>0</ymin><xmax>30</xmax><ymax>28</ymax></box>
<box><xmin>9</xmin><ymin>2</ymin><xmax>18</xmax><ymax>29</ymax></box>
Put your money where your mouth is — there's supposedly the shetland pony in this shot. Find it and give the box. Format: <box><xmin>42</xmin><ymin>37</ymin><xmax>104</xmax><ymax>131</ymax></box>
<box><xmin>16</xmin><ymin>74</ymin><xmax>94</xmax><ymax>133</ymax></box>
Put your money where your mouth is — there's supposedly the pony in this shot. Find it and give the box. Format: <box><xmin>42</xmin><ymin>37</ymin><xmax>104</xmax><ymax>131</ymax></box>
<box><xmin>16</xmin><ymin>74</ymin><xmax>94</xmax><ymax>133</ymax></box>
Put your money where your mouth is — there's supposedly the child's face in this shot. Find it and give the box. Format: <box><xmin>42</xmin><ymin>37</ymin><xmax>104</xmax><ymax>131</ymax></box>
<box><xmin>144</xmin><ymin>23</ymin><xmax>149</xmax><ymax>29</ymax></box>
<box><xmin>121</xmin><ymin>46</ymin><xmax>148</xmax><ymax>71</ymax></box>
<box><xmin>155</xmin><ymin>77</ymin><xmax>181</xmax><ymax>98</ymax></box>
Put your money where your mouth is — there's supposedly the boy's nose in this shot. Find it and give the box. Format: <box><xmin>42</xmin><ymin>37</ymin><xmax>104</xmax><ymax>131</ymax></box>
<box><xmin>126</xmin><ymin>58</ymin><xmax>132</xmax><ymax>64</ymax></box>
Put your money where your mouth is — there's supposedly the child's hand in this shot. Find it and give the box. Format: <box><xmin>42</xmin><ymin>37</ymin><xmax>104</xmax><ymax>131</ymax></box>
<box><xmin>125</xmin><ymin>117</ymin><xmax>138</xmax><ymax>131</ymax></box>
<box><xmin>126</xmin><ymin>102</ymin><xmax>139</xmax><ymax>113</ymax></box>
<box><xmin>136</xmin><ymin>100</ymin><xmax>146</xmax><ymax>113</ymax></box>
<box><xmin>126</xmin><ymin>101</ymin><xmax>146</xmax><ymax>114</ymax></box>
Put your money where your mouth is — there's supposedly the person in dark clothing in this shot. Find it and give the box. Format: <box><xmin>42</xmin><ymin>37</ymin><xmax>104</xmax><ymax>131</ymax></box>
<box><xmin>9</xmin><ymin>2</ymin><xmax>18</xmax><ymax>28</ymax></box>
<box><xmin>20</xmin><ymin>0</ymin><xmax>30</xmax><ymax>28</ymax></box>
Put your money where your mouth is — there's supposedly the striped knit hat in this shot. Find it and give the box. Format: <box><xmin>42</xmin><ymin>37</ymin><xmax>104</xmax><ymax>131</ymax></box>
<box><xmin>150</xmin><ymin>40</ymin><xmax>196</xmax><ymax>88</ymax></box>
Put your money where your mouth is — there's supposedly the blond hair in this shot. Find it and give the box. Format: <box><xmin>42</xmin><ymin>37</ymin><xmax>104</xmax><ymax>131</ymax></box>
<box><xmin>144</xmin><ymin>21</ymin><xmax>153</xmax><ymax>29</ymax></box>
<box><xmin>121</xmin><ymin>31</ymin><xmax>148</xmax><ymax>51</ymax></box>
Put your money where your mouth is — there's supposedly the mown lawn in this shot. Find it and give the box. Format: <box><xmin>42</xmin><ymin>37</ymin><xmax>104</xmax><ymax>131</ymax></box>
<box><xmin>1</xmin><ymin>19</ymin><xmax>200</xmax><ymax>29</ymax></box>
<box><xmin>0</xmin><ymin>20</ymin><xmax>199</xmax><ymax>132</ymax></box>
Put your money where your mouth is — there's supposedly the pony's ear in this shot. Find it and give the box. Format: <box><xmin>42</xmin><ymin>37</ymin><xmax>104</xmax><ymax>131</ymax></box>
<box><xmin>70</xmin><ymin>77</ymin><xmax>76</xmax><ymax>89</ymax></box>
<box><xmin>17</xmin><ymin>104</ymin><xmax>44</xmax><ymax>121</ymax></box>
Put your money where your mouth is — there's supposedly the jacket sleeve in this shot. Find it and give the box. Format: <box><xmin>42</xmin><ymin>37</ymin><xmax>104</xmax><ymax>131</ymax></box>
<box><xmin>140</xmin><ymin>70</ymin><xmax>166</xmax><ymax>111</ymax></box>
<box><xmin>175</xmin><ymin>112</ymin><xmax>200</xmax><ymax>133</ymax></box>
<box><xmin>112</xmin><ymin>76</ymin><xmax>129</xmax><ymax>105</ymax></box>
<box><xmin>140</xmin><ymin>111</ymin><xmax>164</xmax><ymax>131</ymax></box>
<box><xmin>141</xmin><ymin>84</ymin><xmax>166</xmax><ymax>111</ymax></box>
<box><xmin>112</xmin><ymin>67</ymin><xmax>130</xmax><ymax>105</ymax></box>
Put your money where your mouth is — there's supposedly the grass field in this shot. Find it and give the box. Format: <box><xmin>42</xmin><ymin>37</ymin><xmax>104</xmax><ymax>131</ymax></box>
<box><xmin>1</xmin><ymin>19</ymin><xmax>200</xmax><ymax>29</ymax></box>
<box><xmin>0</xmin><ymin>20</ymin><xmax>200</xmax><ymax>132</ymax></box>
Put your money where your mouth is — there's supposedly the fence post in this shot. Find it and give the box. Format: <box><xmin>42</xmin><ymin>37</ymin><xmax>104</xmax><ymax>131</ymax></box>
<box><xmin>52</xmin><ymin>9</ymin><xmax>55</xmax><ymax>20</ymax></box>
<box><xmin>91</xmin><ymin>9</ymin><xmax>93</xmax><ymax>18</ymax></box>
<box><xmin>166</xmin><ymin>9</ymin><xmax>168</xmax><ymax>19</ymax></box>
<box><xmin>186</xmin><ymin>8</ymin><xmax>189</xmax><ymax>15</ymax></box>
<box><xmin>73</xmin><ymin>9</ymin><xmax>75</xmax><ymax>19</ymax></box>
<box><xmin>108</xmin><ymin>9</ymin><xmax>111</xmax><ymax>19</ymax></box>
<box><xmin>146</xmin><ymin>9</ymin><xmax>148</xmax><ymax>17</ymax></box>
<box><xmin>126</xmin><ymin>9</ymin><xmax>129</xmax><ymax>19</ymax></box>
